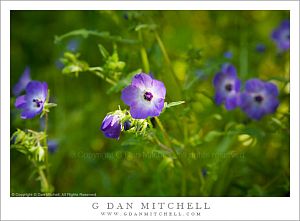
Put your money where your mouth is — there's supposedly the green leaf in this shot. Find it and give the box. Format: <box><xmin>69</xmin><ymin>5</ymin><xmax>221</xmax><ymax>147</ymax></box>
<box><xmin>98</xmin><ymin>44</ymin><xmax>109</xmax><ymax>59</ymax></box>
<box><xmin>204</xmin><ymin>131</ymin><xmax>224</xmax><ymax>142</ymax></box>
<box><xmin>106</xmin><ymin>69</ymin><xmax>142</xmax><ymax>94</ymax></box>
<box><xmin>135</xmin><ymin>24</ymin><xmax>157</xmax><ymax>32</ymax></box>
<box><xmin>165</xmin><ymin>101</ymin><xmax>185</xmax><ymax>108</ymax></box>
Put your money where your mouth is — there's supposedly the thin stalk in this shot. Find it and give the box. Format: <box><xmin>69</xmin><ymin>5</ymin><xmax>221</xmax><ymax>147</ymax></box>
<box><xmin>138</xmin><ymin>30</ymin><xmax>150</xmax><ymax>73</ymax></box>
<box><xmin>44</xmin><ymin>113</ymin><xmax>49</xmax><ymax>180</ymax></box>
<box><xmin>154</xmin><ymin>31</ymin><xmax>181</xmax><ymax>90</ymax></box>
<box><xmin>32</xmin><ymin>160</ymin><xmax>49</xmax><ymax>193</ymax></box>
<box><xmin>38</xmin><ymin>167</ymin><xmax>50</xmax><ymax>192</ymax></box>
<box><xmin>155</xmin><ymin>117</ymin><xmax>184</xmax><ymax>166</ymax></box>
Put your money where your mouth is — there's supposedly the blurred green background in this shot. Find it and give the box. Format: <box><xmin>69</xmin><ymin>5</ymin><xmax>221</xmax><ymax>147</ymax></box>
<box><xmin>10</xmin><ymin>10</ymin><xmax>289</xmax><ymax>196</ymax></box>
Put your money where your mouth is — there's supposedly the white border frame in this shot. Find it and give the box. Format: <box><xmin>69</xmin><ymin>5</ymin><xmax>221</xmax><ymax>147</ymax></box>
<box><xmin>1</xmin><ymin>1</ymin><xmax>299</xmax><ymax>220</ymax></box>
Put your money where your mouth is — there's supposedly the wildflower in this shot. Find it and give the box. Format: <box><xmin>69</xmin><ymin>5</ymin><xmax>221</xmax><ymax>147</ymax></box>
<box><xmin>13</xmin><ymin>67</ymin><xmax>31</xmax><ymax>96</ymax></box>
<box><xmin>256</xmin><ymin>43</ymin><xmax>266</xmax><ymax>53</ymax></box>
<box><xmin>15</xmin><ymin>81</ymin><xmax>48</xmax><ymax>119</ymax></box>
<box><xmin>47</xmin><ymin>140</ymin><xmax>59</xmax><ymax>154</ymax></box>
<box><xmin>271</xmin><ymin>20</ymin><xmax>290</xmax><ymax>52</ymax></box>
<box><xmin>121</xmin><ymin>73</ymin><xmax>166</xmax><ymax>119</ymax></box>
<box><xmin>240</xmin><ymin>79</ymin><xmax>279</xmax><ymax>120</ymax></box>
<box><xmin>123</xmin><ymin>120</ymin><xmax>131</xmax><ymax>131</ymax></box>
<box><xmin>213</xmin><ymin>63</ymin><xmax>241</xmax><ymax>110</ymax></box>
<box><xmin>67</xmin><ymin>39</ymin><xmax>79</xmax><ymax>52</ymax></box>
<box><xmin>223</xmin><ymin>51</ymin><xmax>233</xmax><ymax>59</ymax></box>
<box><xmin>100</xmin><ymin>114</ymin><xmax>122</xmax><ymax>139</ymax></box>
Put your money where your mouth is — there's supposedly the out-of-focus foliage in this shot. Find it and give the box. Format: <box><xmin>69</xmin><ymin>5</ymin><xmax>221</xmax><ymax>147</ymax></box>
<box><xmin>11</xmin><ymin>10</ymin><xmax>289</xmax><ymax>196</ymax></box>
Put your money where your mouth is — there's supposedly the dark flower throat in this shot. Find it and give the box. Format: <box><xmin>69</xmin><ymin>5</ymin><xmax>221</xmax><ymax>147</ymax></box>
<box><xmin>144</xmin><ymin>91</ymin><xmax>153</xmax><ymax>101</ymax></box>
<box><xmin>32</xmin><ymin>98</ymin><xmax>43</xmax><ymax>108</ymax></box>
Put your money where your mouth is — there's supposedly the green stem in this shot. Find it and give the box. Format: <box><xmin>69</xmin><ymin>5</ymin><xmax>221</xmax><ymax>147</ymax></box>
<box><xmin>88</xmin><ymin>67</ymin><xmax>117</xmax><ymax>85</ymax></box>
<box><xmin>155</xmin><ymin>117</ymin><xmax>184</xmax><ymax>166</ymax></box>
<box><xmin>138</xmin><ymin>30</ymin><xmax>150</xmax><ymax>73</ymax></box>
<box><xmin>44</xmin><ymin>113</ymin><xmax>49</xmax><ymax>180</ymax></box>
<box><xmin>32</xmin><ymin>160</ymin><xmax>50</xmax><ymax>193</ymax></box>
<box><xmin>154</xmin><ymin>31</ymin><xmax>181</xmax><ymax>90</ymax></box>
<box><xmin>54</xmin><ymin>29</ymin><xmax>140</xmax><ymax>45</ymax></box>
<box><xmin>38</xmin><ymin>167</ymin><xmax>50</xmax><ymax>192</ymax></box>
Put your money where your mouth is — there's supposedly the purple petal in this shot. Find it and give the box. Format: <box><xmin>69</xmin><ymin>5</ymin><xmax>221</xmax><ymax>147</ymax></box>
<box><xmin>234</xmin><ymin>79</ymin><xmax>241</xmax><ymax>92</ymax></box>
<box><xmin>151</xmin><ymin>79</ymin><xmax>166</xmax><ymax>98</ymax></box>
<box><xmin>101</xmin><ymin>115</ymin><xmax>113</xmax><ymax>130</ymax></box>
<box><xmin>15</xmin><ymin>95</ymin><xmax>26</xmax><ymax>108</ymax></box>
<box><xmin>265</xmin><ymin>82</ymin><xmax>279</xmax><ymax>97</ymax></box>
<box><xmin>225</xmin><ymin>95</ymin><xmax>240</xmax><ymax>110</ymax></box>
<box><xmin>213</xmin><ymin>72</ymin><xmax>224</xmax><ymax>87</ymax></box>
<box><xmin>13</xmin><ymin>67</ymin><xmax>31</xmax><ymax>96</ymax></box>
<box><xmin>41</xmin><ymin>82</ymin><xmax>48</xmax><ymax>101</ymax></box>
<box><xmin>131</xmin><ymin>73</ymin><xmax>153</xmax><ymax>90</ymax></box>
<box><xmin>248</xmin><ymin>108</ymin><xmax>265</xmax><ymax>120</ymax></box>
<box><xmin>272</xmin><ymin>29</ymin><xmax>281</xmax><ymax>40</ymax></box>
<box><xmin>214</xmin><ymin>91</ymin><xmax>225</xmax><ymax>105</ymax></box>
<box><xmin>130</xmin><ymin>101</ymin><xmax>161</xmax><ymax>119</ymax></box>
<box><xmin>100</xmin><ymin>114</ymin><xmax>121</xmax><ymax>139</ymax></box>
<box><xmin>48</xmin><ymin>140</ymin><xmax>59</xmax><ymax>153</ymax></box>
<box><xmin>245</xmin><ymin>79</ymin><xmax>264</xmax><ymax>93</ymax></box>
<box><xmin>221</xmin><ymin>63</ymin><xmax>237</xmax><ymax>77</ymax></box>
<box><xmin>121</xmin><ymin>85</ymin><xmax>141</xmax><ymax>106</ymax></box>
<box><xmin>20</xmin><ymin>105</ymin><xmax>43</xmax><ymax>119</ymax></box>
<box><xmin>26</xmin><ymin>81</ymin><xmax>48</xmax><ymax>102</ymax></box>
<box><xmin>103</xmin><ymin>125</ymin><xmax>121</xmax><ymax>139</ymax></box>
<box><xmin>153</xmin><ymin>97</ymin><xmax>165</xmax><ymax>113</ymax></box>
<box><xmin>280</xmin><ymin>20</ymin><xmax>290</xmax><ymax>29</ymax></box>
<box><xmin>263</xmin><ymin>97</ymin><xmax>279</xmax><ymax>114</ymax></box>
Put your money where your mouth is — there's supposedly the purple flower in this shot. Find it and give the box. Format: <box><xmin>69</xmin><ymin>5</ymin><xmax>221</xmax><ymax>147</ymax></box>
<box><xmin>48</xmin><ymin>140</ymin><xmax>59</xmax><ymax>154</ymax></box>
<box><xmin>13</xmin><ymin>67</ymin><xmax>31</xmax><ymax>96</ymax></box>
<box><xmin>256</xmin><ymin>43</ymin><xmax>266</xmax><ymax>53</ymax></box>
<box><xmin>100</xmin><ymin>114</ymin><xmax>121</xmax><ymax>139</ymax></box>
<box><xmin>223</xmin><ymin>51</ymin><xmax>233</xmax><ymax>59</ymax></box>
<box><xmin>271</xmin><ymin>20</ymin><xmax>290</xmax><ymax>52</ymax></box>
<box><xmin>213</xmin><ymin>63</ymin><xmax>241</xmax><ymax>110</ymax></box>
<box><xmin>15</xmin><ymin>81</ymin><xmax>48</xmax><ymax>119</ymax></box>
<box><xmin>240</xmin><ymin>79</ymin><xmax>279</xmax><ymax>120</ymax></box>
<box><xmin>123</xmin><ymin>120</ymin><xmax>131</xmax><ymax>131</ymax></box>
<box><xmin>67</xmin><ymin>39</ymin><xmax>79</xmax><ymax>52</ymax></box>
<box><xmin>121</xmin><ymin>73</ymin><xmax>166</xmax><ymax>119</ymax></box>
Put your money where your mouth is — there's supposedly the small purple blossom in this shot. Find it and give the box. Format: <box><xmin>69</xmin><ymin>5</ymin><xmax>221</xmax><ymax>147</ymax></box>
<box><xmin>256</xmin><ymin>43</ymin><xmax>266</xmax><ymax>53</ymax></box>
<box><xmin>15</xmin><ymin>81</ymin><xmax>48</xmax><ymax>119</ymax></box>
<box><xmin>121</xmin><ymin>73</ymin><xmax>166</xmax><ymax>119</ymax></box>
<box><xmin>271</xmin><ymin>20</ymin><xmax>290</xmax><ymax>52</ymax></box>
<box><xmin>123</xmin><ymin>120</ymin><xmax>131</xmax><ymax>131</ymax></box>
<box><xmin>223</xmin><ymin>51</ymin><xmax>233</xmax><ymax>59</ymax></box>
<box><xmin>100</xmin><ymin>114</ymin><xmax>121</xmax><ymax>139</ymax></box>
<box><xmin>240</xmin><ymin>79</ymin><xmax>279</xmax><ymax>120</ymax></box>
<box><xmin>213</xmin><ymin>63</ymin><xmax>241</xmax><ymax>110</ymax></box>
<box><xmin>48</xmin><ymin>140</ymin><xmax>59</xmax><ymax>154</ymax></box>
<box><xmin>67</xmin><ymin>39</ymin><xmax>79</xmax><ymax>52</ymax></box>
<box><xmin>13</xmin><ymin>67</ymin><xmax>31</xmax><ymax>96</ymax></box>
